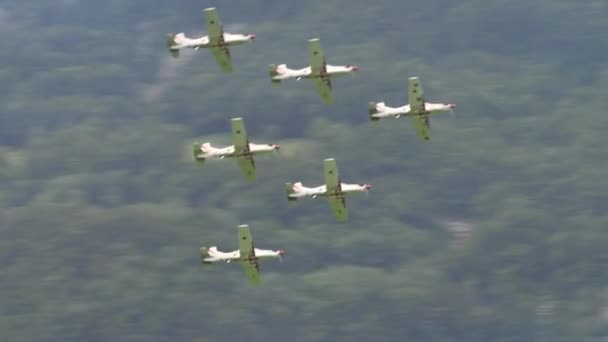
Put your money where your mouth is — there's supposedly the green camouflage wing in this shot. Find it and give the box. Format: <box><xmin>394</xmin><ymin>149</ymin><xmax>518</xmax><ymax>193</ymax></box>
<box><xmin>210</xmin><ymin>47</ymin><xmax>233</xmax><ymax>73</ymax></box>
<box><xmin>323</xmin><ymin>158</ymin><xmax>340</xmax><ymax>193</ymax></box>
<box><xmin>238</xmin><ymin>225</ymin><xmax>261</xmax><ymax>285</ymax></box>
<box><xmin>231</xmin><ymin>118</ymin><xmax>255</xmax><ymax>180</ymax></box>
<box><xmin>328</xmin><ymin>196</ymin><xmax>348</xmax><ymax>222</ymax></box>
<box><xmin>411</xmin><ymin>115</ymin><xmax>431</xmax><ymax>141</ymax></box>
<box><xmin>408</xmin><ymin>77</ymin><xmax>425</xmax><ymax>113</ymax></box>
<box><xmin>237</xmin><ymin>157</ymin><xmax>256</xmax><ymax>182</ymax></box>
<box><xmin>308</xmin><ymin>38</ymin><xmax>326</xmax><ymax>75</ymax></box>
<box><xmin>231</xmin><ymin>118</ymin><xmax>249</xmax><ymax>153</ymax></box>
<box><xmin>312</xmin><ymin>78</ymin><xmax>333</xmax><ymax>104</ymax></box>
<box><xmin>241</xmin><ymin>261</ymin><xmax>262</xmax><ymax>285</ymax></box>
<box><xmin>238</xmin><ymin>224</ymin><xmax>254</xmax><ymax>257</ymax></box>
<box><xmin>308</xmin><ymin>39</ymin><xmax>332</xmax><ymax>103</ymax></box>
<box><xmin>203</xmin><ymin>7</ymin><xmax>224</xmax><ymax>44</ymax></box>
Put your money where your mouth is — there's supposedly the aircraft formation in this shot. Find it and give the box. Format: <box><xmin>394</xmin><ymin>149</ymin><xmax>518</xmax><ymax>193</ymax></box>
<box><xmin>168</xmin><ymin>7</ymin><xmax>455</xmax><ymax>284</ymax></box>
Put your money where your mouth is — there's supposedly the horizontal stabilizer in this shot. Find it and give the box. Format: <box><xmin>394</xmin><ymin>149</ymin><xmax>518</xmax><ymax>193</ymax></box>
<box><xmin>368</xmin><ymin>102</ymin><xmax>380</xmax><ymax>121</ymax></box>
<box><xmin>268</xmin><ymin>64</ymin><xmax>281</xmax><ymax>86</ymax></box>
<box><xmin>200</xmin><ymin>247</ymin><xmax>212</xmax><ymax>265</ymax></box>
<box><xmin>285</xmin><ymin>182</ymin><xmax>298</xmax><ymax>202</ymax></box>
<box><xmin>167</xmin><ymin>33</ymin><xmax>180</xmax><ymax>58</ymax></box>
<box><xmin>192</xmin><ymin>143</ymin><xmax>205</xmax><ymax>167</ymax></box>
<box><xmin>285</xmin><ymin>182</ymin><xmax>295</xmax><ymax>195</ymax></box>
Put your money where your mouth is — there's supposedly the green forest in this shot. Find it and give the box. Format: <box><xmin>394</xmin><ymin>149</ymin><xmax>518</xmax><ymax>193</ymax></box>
<box><xmin>1</xmin><ymin>0</ymin><xmax>607</xmax><ymax>340</ymax></box>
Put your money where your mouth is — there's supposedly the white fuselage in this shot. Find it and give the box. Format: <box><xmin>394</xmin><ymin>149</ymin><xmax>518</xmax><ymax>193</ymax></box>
<box><xmin>204</xmin><ymin>247</ymin><xmax>283</xmax><ymax>263</ymax></box>
<box><xmin>271</xmin><ymin>64</ymin><xmax>358</xmax><ymax>81</ymax></box>
<box><xmin>170</xmin><ymin>32</ymin><xmax>255</xmax><ymax>50</ymax></box>
<box><xmin>195</xmin><ymin>142</ymin><xmax>279</xmax><ymax>160</ymax></box>
<box><xmin>371</xmin><ymin>102</ymin><xmax>455</xmax><ymax>119</ymax></box>
<box><xmin>288</xmin><ymin>182</ymin><xmax>371</xmax><ymax>200</ymax></box>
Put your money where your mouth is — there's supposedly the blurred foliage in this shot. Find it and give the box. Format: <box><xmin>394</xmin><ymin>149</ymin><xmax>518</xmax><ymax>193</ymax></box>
<box><xmin>0</xmin><ymin>0</ymin><xmax>607</xmax><ymax>341</ymax></box>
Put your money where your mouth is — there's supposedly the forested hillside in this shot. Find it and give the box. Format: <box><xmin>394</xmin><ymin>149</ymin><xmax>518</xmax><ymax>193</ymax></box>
<box><xmin>1</xmin><ymin>0</ymin><xmax>607</xmax><ymax>341</ymax></box>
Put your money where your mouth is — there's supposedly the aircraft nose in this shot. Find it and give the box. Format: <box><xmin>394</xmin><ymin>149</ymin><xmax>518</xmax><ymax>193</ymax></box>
<box><xmin>278</xmin><ymin>249</ymin><xmax>285</xmax><ymax>256</ymax></box>
<box><xmin>364</xmin><ymin>184</ymin><xmax>372</xmax><ymax>190</ymax></box>
<box><xmin>351</xmin><ymin>65</ymin><xmax>359</xmax><ymax>71</ymax></box>
<box><xmin>273</xmin><ymin>144</ymin><xmax>280</xmax><ymax>150</ymax></box>
<box><xmin>449</xmin><ymin>103</ymin><xmax>456</xmax><ymax>109</ymax></box>
<box><xmin>249</xmin><ymin>33</ymin><xmax>256</xmax><ymax>40</ymax></box>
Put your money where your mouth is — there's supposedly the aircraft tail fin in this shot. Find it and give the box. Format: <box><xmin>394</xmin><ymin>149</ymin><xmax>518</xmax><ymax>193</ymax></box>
<box><xmin>200</xmin><ymin>246</ymin><xmax>212</xmax><ymax>265</ymax></box>
<box><xmin>368</xmin><ymin>102</ymin><xmax>383</xmax><ymax>121</ymax></box>
<box><xmin>268</xmin><ymin>64</ymin><xmax>282</xmax><ymax>87</ymax></box>
<box><xmin>285</xmin><ymin>182</ymin><xmax>295</xmax><ymax>195</ymax></box>
<box><xmin>167</xmin><ymin>33</ymin><xmax>180</xmax><ymax>58</ymax></box>
<box><xmin>192</xmin><ymin>143</ymin><xmax>205</xmax><ymax>167</ymax></box>
<box><xmin>285</xmin><ymin>182</ymin><xmax>298</xmax><ymax>202</ymax></box>
<box><xmin>285</xmin><ymin>182</ymin><xmax>303</xmax><ymax>202</ymax></box>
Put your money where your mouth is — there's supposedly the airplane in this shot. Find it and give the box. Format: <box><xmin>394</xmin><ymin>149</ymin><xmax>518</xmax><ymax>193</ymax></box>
<box><xmin>368</xmin><ymin>77</ymin><xmax>456</xmax><ymax>141</ymax></box>
<box><xmin>167</xmin><ymin>7</ymin><xmax>256</xmax><ymax>73</ymax></box>
<box><xmin>268</xmin><ymin>38</ymin><xmax>358</xmax><ymax>104</ymax></box>
<box><xmin>200</xmin><ymin>224</ymin><xmax>285</xmax><ymax>285</ymax></box>
<box><xmin>192</xmin><ymin>117</ymin><xmax>280</xmax><ymax>182</ymax></box>
<box><xmin>285</xmin><ymin>158</ymin><xmax>371</xmax><ymax>222</ymax></box>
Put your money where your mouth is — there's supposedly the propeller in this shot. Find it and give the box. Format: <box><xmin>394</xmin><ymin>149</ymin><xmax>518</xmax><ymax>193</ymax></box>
<box><xmin>363</xmin><ymin>184</ymin><xmax>372</xmax><ymax>196</ymax></box>
<box><xmin>278</xmin><ymin>249</ymin><xmax>285</xmax><ymax>263</ymax></box>
<box><xmin>448</xmin><ymin>104</ymin><xmax>456</xmax><ymax>118</ymax></box>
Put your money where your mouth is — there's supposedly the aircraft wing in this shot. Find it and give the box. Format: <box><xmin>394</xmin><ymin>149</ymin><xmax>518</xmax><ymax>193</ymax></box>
<box><xmin>308</xmin><ymin>38</ymin><xmax>327</xmax><ymax>75</ymax></box>
<box><xmin>210</xmin><ymin>47</ymin><xmax>233</xmax><ymax>73</ymax></box>
<box><xmin>240</xmin><ymin>261</ymin><xmax>261</xmax><ymax>285</ymax></box>
<box><xmin>203</xmin><ymin>8</ymin><xmax>224</xmax><ymax>44</ymax></box>
<box><xmin>237</xmin><ymin>156</ymin><xmax>256</xmax><ymax>182</ymax></box>
<box><xmin>238</xmin><ymin>225</ymin><xmax>261</xmax><ymax>285</ymax></box>
<box><xmin>408</xmin><ymin>77</ymin><xmax>425</xmax><ymax>113</ymax></box>
<box><xmin>411</xmin><ymin>115</ymin><xmax>431</xmax><ymax>141</ymax></box>
<box><xmin>312</xmin><ymin>78</ymin><xmax>333</xmax><ymax>104</ymax></box>
<box><xmin>231</xmin><ymin>118</ymin><xmax>249</xmax><ymax>154</ymax></box>
<box><xmin>328</xmin><ymin>196</ymin><xmax>348</xmax><ymax>222</ymax></box>
<box><xmin>238</xmin><ymin>225</ymin><xmax>254</xmax><ymax>257</ymax></box>
<box><xmin>323</xmin><ymin>158</ymin><xmax>340</xmax><ymax>193</ymax></box>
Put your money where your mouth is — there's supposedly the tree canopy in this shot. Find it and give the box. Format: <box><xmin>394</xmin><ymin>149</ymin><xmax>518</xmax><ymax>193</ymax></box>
<box><xmin>0</xmin><ymin>0</ymin><xmax>607</xmax><ymax>340</ymax></box>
